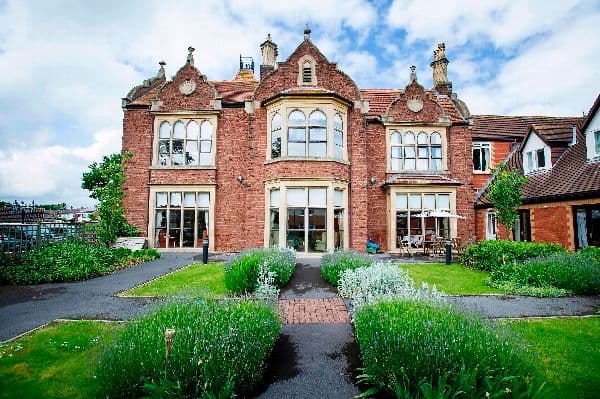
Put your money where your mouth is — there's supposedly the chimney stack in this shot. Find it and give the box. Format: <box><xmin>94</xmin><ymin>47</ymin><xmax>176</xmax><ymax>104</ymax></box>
<box><xmin>260</xmin><ymin>34</ymin><xmax>278</xmax><ymax>80</ymax></box>
<box><xmin>431</xmin><ymin>43</ymin><xmax>452</xmax><ymax>95</ymax></box>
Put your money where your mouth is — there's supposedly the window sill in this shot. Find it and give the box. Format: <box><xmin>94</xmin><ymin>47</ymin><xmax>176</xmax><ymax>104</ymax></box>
<box><xmin>386</xmin><ymin>169</ymin><xmax>448</xmax><ymax>174</ymax></box>
<box><xmin>265</xmin><ymin>157</ymin><xmax>350</xmax><ymax>165</ymax></box>
<box><xmin>150</xmin><ymin>166</ymin><xmax>216</xmax><ymax>170</ymax></box>
<box><xmin>473</xmin><ymin>170</ymin><xmax>492</xmax><ymax>174</ymax></box>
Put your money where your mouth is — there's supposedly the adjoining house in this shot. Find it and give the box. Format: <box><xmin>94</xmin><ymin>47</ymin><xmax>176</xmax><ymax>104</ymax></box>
<box><xmin>120</xmin><ymin>28</ymin><xmax>595</xmax><ymax>253</ymax></box>
<box><xmin>475</xmin><ymin>95</ymin><xmax>600</xmax><ymax>250</ymax></box>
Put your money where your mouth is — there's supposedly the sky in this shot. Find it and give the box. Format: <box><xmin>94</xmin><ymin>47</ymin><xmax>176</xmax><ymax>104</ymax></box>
<box><xmin>0</xmin><ymin>0</ymin><xmax>599</xmax><ymax>207</ymax></box>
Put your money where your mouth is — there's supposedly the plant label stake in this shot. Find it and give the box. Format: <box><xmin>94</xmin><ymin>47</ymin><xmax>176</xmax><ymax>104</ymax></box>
<box><xmin>164</xmin><ymin>328</ymin><xmax>176</xmax><ymax>376</ymax></box>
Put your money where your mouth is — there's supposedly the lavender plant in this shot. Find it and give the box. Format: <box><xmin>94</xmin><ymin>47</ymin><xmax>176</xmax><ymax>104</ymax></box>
<box><xmin>338</xmin><ymin>261</ymin><xmax>443</xmax><ymax>317</ymax></box>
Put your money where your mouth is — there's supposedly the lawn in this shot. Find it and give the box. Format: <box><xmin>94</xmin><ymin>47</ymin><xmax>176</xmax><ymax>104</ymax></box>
<box><xmin>507</xmin><ymin>316</ymin><xmax>600</xmax><ymax>399</ymax></box>
<box><xmin>399</xmin><ymin>263</ymin><xmax>505</xmax><ymax>295</ymax></box>
<box><xmin>119</xmin><ymin>262</ymin><xmax>227</xmax><ymax>298</ymax></box>
<box><xmin>0</xmin><ymin>320</ymin><xmax>121</xmax><ymax>399</ymax></box>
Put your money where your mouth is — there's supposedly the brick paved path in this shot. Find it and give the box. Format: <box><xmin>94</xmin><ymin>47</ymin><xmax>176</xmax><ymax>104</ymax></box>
<box><xmin>278</xmin><ymin>298</ymin><xmax>351</xmax><ymax>324</ymax></box>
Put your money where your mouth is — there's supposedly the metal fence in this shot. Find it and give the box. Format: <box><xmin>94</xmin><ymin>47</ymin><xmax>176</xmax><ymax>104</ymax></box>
<box><xmin>0</xmin><ymin>222</ymin><xmax>97</xmax><ymax>254</ymax></box>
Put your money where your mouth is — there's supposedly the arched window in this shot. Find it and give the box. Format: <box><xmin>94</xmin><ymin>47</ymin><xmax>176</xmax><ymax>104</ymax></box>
<box><xmin>333</xmin><ymin>113</ymin><xmax>343</xmax><ymax>160</ymax></box>
<box><xmin>389</xmin><ymin>130</ymin><xmax>443</xmax><ymax>171</ymax></box>
<box><xmin>271</xmin><ymin>113</ymin><xmax>282</xmax><ymax>158</ymax></box>
<box><xmin>403</xmin><ymin>131</ymin><xmax>416</xmax><ymax>170</ymax></box>
<box><xmin>186</xmin><ymin>121</ymin><xmax>199</xmax><ymax>166</ymax></box>
<box><xmin>199</xmin><ymin>121</ymin><xmax>213</xmax><ymax>166</ymax></box>
<box><xmin>430</xmin><ymin>132</ymin><xmax>442</xmax><ymax>170</ymax></box>
<box><xmin>288</xmin><ymin>110</ymin><xmax>307</xmax><ymax>156</ymax></box>
<box><xmin>308</xmin><ymin>110</ymin><xmax>327</xmax><ymax>157</ymax></box>
<box><xmin>158</xmin><ymin>121</ymin><xmax>171</xmax><ymax>166</ymax></box>
<box><xmin>171</xmin><ymin>121</ymin><xmax>185</xmax><ymax>166</ymax></box>
<box><xmin>390</xmin><ymin>131</ymin><xmax>402</xmax><ymax>170</ymax></box>
<box><xmin>156</xmin><ymin>119</ymin><xmax>215</xmax><ymax>167</ymax></box>
<box><xmin>417</xmin><ymin>132</ymin><xmax>429</xmax><ymax>170</ymax></box>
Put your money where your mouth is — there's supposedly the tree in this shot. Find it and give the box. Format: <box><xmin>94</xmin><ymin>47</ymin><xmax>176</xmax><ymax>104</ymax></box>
<box><xmin>82</xmin><ymin>152</ymin><xmax>138</xmax><ymax>245</ymax></box>
<box><xmin>487</xmin><ymin>163</ymin><xmax>528</xmax><ymax>235</ymax></box>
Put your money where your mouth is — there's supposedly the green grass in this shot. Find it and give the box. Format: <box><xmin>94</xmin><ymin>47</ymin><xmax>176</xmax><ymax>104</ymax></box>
<box><xmin>399</xmin><ymin>263</ymin><xmax>505</xmax><ymax>295</ymax></box>
<box><xmin>507</xmin><ymin>316</ymin><xmax>600</xmax><ymax>399</ymax></box>
<box><xmin>120</xmin><ymin>262</ymin><xmax>227</xmax><ymax>298</ymax></box>
<box><xmin>0</xmin><ymin>320</ymin><xmax>121</xmax><ymax>399</ymax></box>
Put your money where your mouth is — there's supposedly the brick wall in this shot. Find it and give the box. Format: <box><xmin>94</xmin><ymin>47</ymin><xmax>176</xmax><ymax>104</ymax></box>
<box><xmin>122</xmin><ymin>109</ymin><xmax>153</xmax><ymax>233</ymax></box>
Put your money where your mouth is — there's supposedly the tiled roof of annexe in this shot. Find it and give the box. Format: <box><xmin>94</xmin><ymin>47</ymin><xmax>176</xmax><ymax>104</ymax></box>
<box><xmin>471</xmin><ymin>115</ymin><xmax>584</xmax><ymax>141</ymax></box>
<box><xmin>475</xmin><ymin>132</ymin><xmax>600</xmax><ymax>207</ymax></box>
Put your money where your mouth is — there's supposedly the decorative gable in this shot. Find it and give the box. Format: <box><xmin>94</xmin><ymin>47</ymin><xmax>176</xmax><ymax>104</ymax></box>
<box><xmin>254</xmin><ymin>36</ymin><xmax>361</xmax><ymax>103</ymax></box>
<box><xmin>156</xmin><ymin>48</ymin><xmax>219</xmax><ymax>111</ymax></box>
<box><xmin>385</xmin><ymin>80</ymin><xmax>447</xmax><ymax>123</ymax></box>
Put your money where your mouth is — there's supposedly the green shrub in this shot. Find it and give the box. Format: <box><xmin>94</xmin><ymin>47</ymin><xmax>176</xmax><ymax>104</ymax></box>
<box><xmin>490</xmin><ymin>251</ymin><xmax>600</xmax><ymax>295</ymax></box>
<box><xmin>354</xmin><ymin>300</ymin><xmax>545</xmax><ymax>398</ymax></box>
<box><xmin>320</xmin><ymin>250</ymin><xmax>374</xmax><ymax>286</ymax></box>
<box><xmin>461</xmin><ymin>240</ymin><xmax>565</xmax><ymax>271</ymax></box>
<box><xmin>577</xmin><ymin>245</ymin><xmax>600</xmax><ymax>263</ymax></box>
<box><xmin>95</xmin><ymin>299</ymin><xmax>281</xmax><ymax>399</ymax></box>
<box><xmin>224</xmin><ymin>247</ymin><xmax>295</xmax><ymax>294</ymax></box>
<box><xmin>0</xmin><ymin>239</ymin><xmax>160</xmax><ymax>284</ymax></box>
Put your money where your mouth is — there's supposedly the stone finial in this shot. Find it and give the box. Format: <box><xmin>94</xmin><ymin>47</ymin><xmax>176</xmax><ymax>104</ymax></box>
<box><xmin>410</xmin><ymin>65</ymin><xmax>417</xmax><ymax>83</ymax></box>
<box><xmin>304</xmin><ymin>23</ymin><xmax>311</xmax><ymax>40</ymax></box>
<box><xmin>433</xmin><ymin>43</ymin><xmax>446</xmax><ymax>61</ymax></box>
<box><xmin>260</xmin><ymin>33</ymin><xmax>278</xmax><ymax>67</ymax></box>
<box><xmin>187</xmin><ymin>46</ymin><xmax>195</xmax><ymax>66</ymax></box>
<box><xmin>157</xmin><ymin>60</ymin><xmax>166</xmax><ymax>78</ymax></box>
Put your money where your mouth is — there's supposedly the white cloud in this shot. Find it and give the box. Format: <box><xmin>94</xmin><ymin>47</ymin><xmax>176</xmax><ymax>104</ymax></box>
<box><xmin>0</xmin><ymin>129</ymin><xmax>119</xmax><ymax>206</ymax></box>
<box><xmin>386</xmin><ymin>0</ymin><xmax>581</xmax><ymax>48</ymax></box>
<box><xmin>460</xmin><ymin>13</ymin><xmax>600</xmax><ymax>116</ymax></box>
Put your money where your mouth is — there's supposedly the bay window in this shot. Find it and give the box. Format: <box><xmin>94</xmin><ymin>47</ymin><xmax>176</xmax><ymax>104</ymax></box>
<box><xmin>391</xmin><ymin>190</ymin><xmax>456</xmax><ymax>251</ymax></box>
<box><xmin>266</xmin><ymin>98</ymin><xmax>348</xmax><ymax>161</ymax></box>
<box><xmin>265</xmin><ymin>182</ymin><xmax>348</xmax><ymax>253</ymax></box>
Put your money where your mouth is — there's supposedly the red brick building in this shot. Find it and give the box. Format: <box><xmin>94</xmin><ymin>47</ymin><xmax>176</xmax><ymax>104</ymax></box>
<box><xmin>121</xmin><ymin>30</ymin><xmax>598</xmax><ymax>253</ymax></box>
<box><xmin>474</xmin><ymin>95</ymin><xmax>600</xmax><ymax>250</ymax></box>
<box><xmin>121</xmin><ymin>31</ymin><xmax>475</xmax><ymax>253</ymax></box>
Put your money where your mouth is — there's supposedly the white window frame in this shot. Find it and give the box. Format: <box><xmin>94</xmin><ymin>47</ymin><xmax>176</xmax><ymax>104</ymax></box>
<box><xmin>264</xmin><ymin>180</ymin><xmax>348</xmax><ymax>253</ymax></box>
<box><xmin>266</xmin><ymin>98</ymin><xmax>349</xmax><ymax>162</ymax></box>
<box><xmin>388</xmin><ymin>186</ymin><xmax>457</xmax><ymax>253</ymax></box>
<box><xmin>486</xmin><ymin>211</ymin><xmax>497</xmax><ymax>240</ymax></box>
<box><xmin>472</xmin><ymin>142</ymin><xmax>491</xmax><ymax>172</ymax></box>
<box><xmin>386</xmin><ymin>127</ymin><xmax>447</xmax><ymax>172</ymax></box>
<box><xmin>152</xmin><ymin>112</ymin><xmax>218</xmax><ymax>169</ymax></box>
<box><xmin>148</xmin><ymin>185</ymin><xmax>216</xmax><ymax>251</ymax></box>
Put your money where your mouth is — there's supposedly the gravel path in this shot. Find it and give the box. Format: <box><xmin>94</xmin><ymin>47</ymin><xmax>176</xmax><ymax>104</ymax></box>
<box><xmin>0</xmin><ymin>252</ymin><xmax>196</xmax><ymax>342</ymax></box>
<box><xmin>257</xmin><ymin>257</ymin><xmax>360</xmax><ymax>399</ymax></box>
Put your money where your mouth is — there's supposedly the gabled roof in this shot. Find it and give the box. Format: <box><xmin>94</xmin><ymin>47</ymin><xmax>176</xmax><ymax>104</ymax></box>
<box><xmin>472</xmin><ymin>115</ymin><xmax>584</xmax><ymax>141</ymax></box>
<box><xmin>581</xmin><ymin>93</ymin><xmax>600</xmax><ymax>133</ymax></box>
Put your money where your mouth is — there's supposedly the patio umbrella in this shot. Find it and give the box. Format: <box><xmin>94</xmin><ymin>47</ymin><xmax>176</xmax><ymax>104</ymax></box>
<box><xmin>427</xmin><ymin>210</ymin><xmax>465</xmax><ymax>219</ymax></box>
